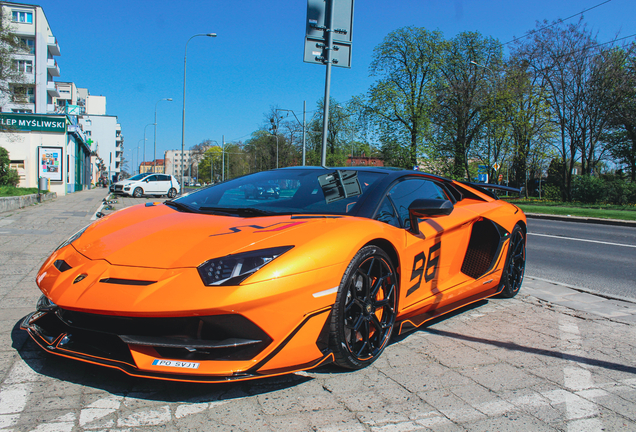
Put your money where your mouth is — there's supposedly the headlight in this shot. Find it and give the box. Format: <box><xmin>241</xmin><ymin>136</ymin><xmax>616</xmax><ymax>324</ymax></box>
<box><xmin>55</xmin><ymin>224</ymin><xmax>90</xmax><ymax>251</ymax></box>
<box><xmin>198</xmin><ymin>246</ymin><xmax>293</xmax><ymax>286</ymax></box>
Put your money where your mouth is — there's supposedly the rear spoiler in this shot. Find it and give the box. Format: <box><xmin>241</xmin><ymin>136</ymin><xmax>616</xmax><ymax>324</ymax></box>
<box><xmin>461</xmin><ymin>182</ymin><xmax>522</xmax><ymax>199</ymax></box>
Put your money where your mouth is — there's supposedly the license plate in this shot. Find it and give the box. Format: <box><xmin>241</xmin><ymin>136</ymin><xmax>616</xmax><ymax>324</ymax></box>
<box><xmin>152</xmin><ymin>359</ymin><xmax>200</xmax><ymax>369</ymax></box>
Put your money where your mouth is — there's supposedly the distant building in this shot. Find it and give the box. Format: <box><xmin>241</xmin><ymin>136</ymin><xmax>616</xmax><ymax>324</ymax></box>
<box><xmin>0</xmin><ymin>2</ymin><xmax>61</xmax><ymax>114</ymax></box>
<box><xmin>348</xmin><ymin>155</ymin><xmax>384</xmax><ymax>167</ymax></box>
<box><xmin>164</xmin><ymin>149</ymin><xmax>207</xmax><ymax>179</ymax></box>
<box><xmin>140</xmin><ymin>160</ymin><xmax>164</xmax><ymax>174</ymax></box>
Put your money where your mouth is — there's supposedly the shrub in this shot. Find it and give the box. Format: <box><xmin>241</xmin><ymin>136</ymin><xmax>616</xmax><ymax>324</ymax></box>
<box><xmin>572</xmin><ymin>175</ymin><xmax>605</xmax><ymax>204</ymax></box>
<box><xmin>0</xmin><ymin>147</ymin><xmax>19</xmax><ymax>187</ymax></box>
<box><xmin>542</xmin><ymin>184</ymin><xmax>562</xmax><ymax>201</ymax></box>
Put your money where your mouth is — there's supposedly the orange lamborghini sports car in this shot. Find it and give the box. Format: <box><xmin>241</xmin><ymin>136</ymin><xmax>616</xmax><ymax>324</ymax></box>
<box><xmin>22</xmin><ymin>167</ymin><xmax>526</xmax><ymax>382</ymax></box>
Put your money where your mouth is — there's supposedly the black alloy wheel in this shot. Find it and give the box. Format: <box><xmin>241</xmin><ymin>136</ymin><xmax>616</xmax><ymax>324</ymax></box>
<box><xmin>330</xmin><ymin>246</ymin><xmax>397</xmax><ymax>369</ymax></box>
<box><xmin>133</xmin><ymin>187</ymin><xmax>143</xmax><ymax>198</ymax></box>
<box><xmin>498</xmin><ymin>225</ymin><xmax>526</xmax><ymax>298</ymax></box>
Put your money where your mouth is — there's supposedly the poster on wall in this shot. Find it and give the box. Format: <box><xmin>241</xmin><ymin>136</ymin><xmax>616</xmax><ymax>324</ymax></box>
<box><xmin>38</xmin><ymin>147</ymin><xmax>63</xmax><ymax>182</ymax></box>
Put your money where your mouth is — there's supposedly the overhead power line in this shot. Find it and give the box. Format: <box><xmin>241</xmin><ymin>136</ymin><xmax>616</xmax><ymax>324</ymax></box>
<box><xmin>503</xmin><ymin>0</ymin><xmax>613</xmax><ymax>46</ymax></box>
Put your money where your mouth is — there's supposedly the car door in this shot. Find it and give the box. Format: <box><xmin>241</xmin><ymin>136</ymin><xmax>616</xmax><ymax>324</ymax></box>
<box><xmin>374</xmin><ymin>177</ymin><xmax>478</xmax><ymax>315</ymax></box>
<box><xmin>142</xmin><ymin>175</ymin><xmax>160</xmax><ymax>193</ymax></box>
<box><xmin>157</xmin><ymin>174</ymin><xmax>172</xmax><ymax>195</ymax></box>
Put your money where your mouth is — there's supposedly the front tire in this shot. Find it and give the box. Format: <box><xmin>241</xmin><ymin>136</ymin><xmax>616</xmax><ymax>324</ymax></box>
<box><xmin>133</xmin><ymin>187</ymin><xmax>143</xmax><ymax>198</ymax></box>
<box><xmin>498</xmin><ymin>225</ymin><xmax>526</xmax><ymax>298</ymax></box>
<box><xmin>329</xmin><ymin>245</ymin><xmax>397</xmax><ymax>370</ymax></box>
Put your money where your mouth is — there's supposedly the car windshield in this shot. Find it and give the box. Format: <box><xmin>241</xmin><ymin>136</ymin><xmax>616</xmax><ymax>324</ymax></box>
<box><xmin>172</xmin><ymin>169</ymin><xmax>387</xmax><ymax>216</ymax></box>
<box><xmin>128</xmin><ymin>173</ymin><xmax>151</xmax><ymax>181</ymax></box>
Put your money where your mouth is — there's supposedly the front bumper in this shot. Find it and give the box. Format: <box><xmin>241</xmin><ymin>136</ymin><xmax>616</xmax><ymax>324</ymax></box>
<box><xmin>24</xmin><ymin>245</ymin><xmax>343</xmax><ymax>382</ymax></box>
<box><xmin>21</xmin><ymin>305</ymin><xmax>334</xmax><ymax>382</ymax></box>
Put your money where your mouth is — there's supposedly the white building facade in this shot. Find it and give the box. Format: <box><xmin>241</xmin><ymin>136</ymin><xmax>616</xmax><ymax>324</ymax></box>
<box><xmin>0</xmin><ymin>2</ymin><xmax>60</xmax><ymax>114</ymax></box>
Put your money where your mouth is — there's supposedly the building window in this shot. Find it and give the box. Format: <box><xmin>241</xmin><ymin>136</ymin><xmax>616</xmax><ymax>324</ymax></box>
<box><xmin>12</xmin><ymin>87</ymin><xmax>35</xmax><ymax>103</ymax></box>
<box><xmin>85</xmin><ymin>131</ymin><xmax>91</xmax><ymax>136</ymax></box>
<box><xmin>11</xmin><ymin>109</ymin><xmax>32</xmax><ymax>113</ymax></box>
<box><xmin>19</xmin><ymin>38</ymin><xmax>35</xmax><ymax>54</ymax></box>
<box><xmin>13</xmin><ymin>60</ymin><xmax>33</xmax><ymax>73</ymax></box>
<box><xmin>12</xmin><ymin>11</ymin><xmax>33</xmax><ymax>23</ymax></box>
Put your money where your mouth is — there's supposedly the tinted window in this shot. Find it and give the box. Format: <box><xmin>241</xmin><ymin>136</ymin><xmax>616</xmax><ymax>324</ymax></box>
<box><xmin>145</xmin><ymin>175</ymin><xmax>158</xmax><ymax>182</ymax></box>
<box><xmin>384</xmin><ymin>178</ymin><xmax>447</xmax><ymax>228</ymax></box>
<box><xmin>174</xmin><ymin>169</ymin><xmax>387</xmax><ymax>216</ymax></box>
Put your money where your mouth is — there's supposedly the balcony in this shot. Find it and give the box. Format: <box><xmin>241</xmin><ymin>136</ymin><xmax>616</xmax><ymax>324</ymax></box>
<box><xmin>47</xmin><ymin>36</ymin><xmax>60</xmax><ymax>56</ymax></box>
<box><xmin>47</xmin><ymin>59</ymin><xmax>60</xmax><ymax>77</ymax></box>
<box><xmin>47</xmin><ymin>81</ymin><xmax>59</xmax><ymax>97</ymax></box>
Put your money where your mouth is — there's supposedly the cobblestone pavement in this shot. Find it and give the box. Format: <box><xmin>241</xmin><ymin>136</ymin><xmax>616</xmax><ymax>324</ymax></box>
<box><xmin>0</xmin><ymin>189</ymin><xmax>635</xmax><ymax>431</ymax></box>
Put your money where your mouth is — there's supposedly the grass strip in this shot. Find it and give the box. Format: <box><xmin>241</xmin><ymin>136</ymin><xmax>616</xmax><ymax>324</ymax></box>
<box><xmin>0</xmin><ymin>186</ymin><xmax>41</xmax><ymax>197</ymax></box>
<box><xmin>516</xmin><ymin>203</ymin><xmax>636</xmax><ymax>221</ymax></box>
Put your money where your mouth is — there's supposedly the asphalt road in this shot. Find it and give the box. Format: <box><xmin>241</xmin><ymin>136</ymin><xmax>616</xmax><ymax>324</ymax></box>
<box><xmin>525</xmin><ymin>218</ymin><xmax>636</xmax><ymax>301</ymax></box>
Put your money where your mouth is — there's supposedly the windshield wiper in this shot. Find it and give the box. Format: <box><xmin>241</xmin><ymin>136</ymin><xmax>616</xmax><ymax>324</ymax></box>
<box><xmin>199</xmin><ymin>207</ymin><xmax>279</xmax><ymax>217</ymax></box>
<box><xmin>163</xmin><ymin>200</ymin><xmax>195</xmax><ymax>213</ymax></box>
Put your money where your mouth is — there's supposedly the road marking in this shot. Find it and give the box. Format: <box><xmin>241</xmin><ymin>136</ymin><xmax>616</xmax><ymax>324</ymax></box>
<box><xmin>528</xmin><ymin>232</ymin><xmax>636</xmax><ymax>248</ymax></box>
<box><xmin>0</xmin><ymin>357</ymin><xmax>39</xmax><ymax>429</ymax></box>
<box><xmin>558</xmin><ymin>316</ymin><xmax>603</xmax><ymax>431</ymax></box>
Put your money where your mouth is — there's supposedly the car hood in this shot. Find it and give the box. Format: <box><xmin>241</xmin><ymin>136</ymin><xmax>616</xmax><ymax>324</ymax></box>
<box><xmin>72</xmin><ymin>203</ymin><xmax>362</xmax><ymax>269</ymax></box>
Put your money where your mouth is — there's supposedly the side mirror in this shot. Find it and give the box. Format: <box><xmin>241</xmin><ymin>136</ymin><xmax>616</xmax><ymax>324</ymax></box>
<box><xmin>408</xmin><ymin>199</ymin><xmax>454</xmax><ymax>235</ymax></box>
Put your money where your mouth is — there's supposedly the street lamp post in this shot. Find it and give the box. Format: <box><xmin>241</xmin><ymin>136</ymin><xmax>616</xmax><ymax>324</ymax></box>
<box><xmin>181</xmin><ymin>33</ymin><xmax>217</xmax><ymax>191</ymax></box>
<box><xmin>143</xmin><ymin>123</ymin><xmax>155</xmax><ymax>174</ymax></box>
<box><xmin>154</xmin><ymin>98</ymin><xmax>172</xmax><ymax>173</ymax></box>
<box><xmin>275</xmin><ymin>104</ymin><xmax>309</xmax><ymax>166</ymax></box>
<box><xmin>136</xmin><ymin>139</ymin><xmax>144</xmax><ymax>174</ymax></box>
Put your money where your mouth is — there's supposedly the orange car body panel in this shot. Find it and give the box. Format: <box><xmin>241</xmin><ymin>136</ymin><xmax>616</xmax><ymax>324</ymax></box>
<box><xmin>25</xmin><ymin>177</ymin><xmax>526</xmax><ymax>382</ymax></box>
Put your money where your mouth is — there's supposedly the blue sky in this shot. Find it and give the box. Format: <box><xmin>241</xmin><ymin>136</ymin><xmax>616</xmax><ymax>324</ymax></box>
<box><xmin>22</xmin><ymin>0</ymin><xmax>636</xmax><ymax>164</ymax></box>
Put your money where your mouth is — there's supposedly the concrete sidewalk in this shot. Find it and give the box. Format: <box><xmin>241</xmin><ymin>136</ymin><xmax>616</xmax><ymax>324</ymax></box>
<box><xmin>0</xmin><ymin>189</ymin><xmax>634</xmax><ymax>431</ymax></box>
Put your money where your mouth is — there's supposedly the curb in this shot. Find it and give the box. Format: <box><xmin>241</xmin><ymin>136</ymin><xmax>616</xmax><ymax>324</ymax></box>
<box><xmin>525</xmin><ymin>276</ymin><xmax>636</xmax><ymax>305</ymax></box>
<box><xmin>0</xmin><ymin>192</ymin><xmax>57</xmax><ymax>214</ymax></box>
<box><xmin>525</xmin><ymin>212</ymin><xmax>636</xmax><ymax>227</ymax></box>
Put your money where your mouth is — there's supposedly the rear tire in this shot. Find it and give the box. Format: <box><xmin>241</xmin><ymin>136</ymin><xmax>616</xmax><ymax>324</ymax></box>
<box><xmin>329</xmin><ymin>246</ymin><xmax>397</xmax><ymax>370</ymax></box>
<box><xmin>167</xmin><ymin>188</ymin><xmax>177</xmax><ymax>198</ymax></box>
<box><xmin>498</xmin><ymin>225</ymin><xmax>526</xmax><ymax>298</ymax></box>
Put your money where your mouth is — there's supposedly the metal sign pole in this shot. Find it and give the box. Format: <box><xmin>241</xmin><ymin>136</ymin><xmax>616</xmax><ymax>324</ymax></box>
<box><xmin>302</xmin><ymin>100</ymin><xmax>306</xmax><ymax>166</ymax></box>
<box><xmin>320</xmin><ymin>0</ymin><xmax>335</xmax><ymax>167</ymax></box>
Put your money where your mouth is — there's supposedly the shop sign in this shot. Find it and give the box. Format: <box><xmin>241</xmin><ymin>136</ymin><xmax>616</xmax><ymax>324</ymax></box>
<box><xmin>0</xmin><ymin>113</ymin><xmax>67</xmax><ymax>133</ymax></box>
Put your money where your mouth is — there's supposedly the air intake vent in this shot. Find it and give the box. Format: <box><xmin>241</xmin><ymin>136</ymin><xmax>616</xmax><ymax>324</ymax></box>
<box><xmin>461</xmin><ymin>219</ymin><xmax>500</xmax><ymax>279</ymax></box>
<box><xmin>54</xmin><ymin>260</ymin><xmax>72</xmax><ymax>272</ymax></box>
<box><xmin>99</xmin><ymin>278</ymin><xmax>156</xmax><ymax>286</ymax></box>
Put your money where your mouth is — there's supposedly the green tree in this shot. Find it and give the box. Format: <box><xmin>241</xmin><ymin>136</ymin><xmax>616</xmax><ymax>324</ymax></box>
<box><xmin>197</xmin><ymin>146</ymin><xmax>223</xmax><ymax>183</ymax></box>
<box><xmin>363</xmin><ymin>27</ymin><xmax>445</xmax><ymax>168</ymax></box>
<box><xmin>0</xmin><ymin>146</ymin><xmax>19</xmax><ymax>186</ymax></box>
<box><xmin>432</xmin><ymin>31</ymin><xmax>504</xmax><ymax>179</ymax></box>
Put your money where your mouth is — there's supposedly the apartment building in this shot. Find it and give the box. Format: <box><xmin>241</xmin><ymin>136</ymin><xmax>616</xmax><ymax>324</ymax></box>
<box><xmin>164</xmin><ymin>149</ymin><xmax>198</xmax><ymax>179</ymax></box>
<box><xmin>0</xmin><ymin>2</ymin><xmax>60</xmax><ymax>114</ymax></box>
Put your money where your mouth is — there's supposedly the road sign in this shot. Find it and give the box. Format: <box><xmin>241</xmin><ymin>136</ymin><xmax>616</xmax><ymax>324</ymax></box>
<box><xmin>498</xmin><ymin>174</ymin><xmax>503</xmax><ymax>182</ymax></box>
<box><xmin>478</xmin><ymin>173</ymin><xmax>488</xmax><ymax>183</ymax></box>
<box><xmin>493</xmin><ymin>162</ymin><xmax>500</xmax><ymax>171</ymax></box>
<box><xmin>304</xmin><ymin>0</ymin><xmax>354</xmax><ymax>68</ymax></box>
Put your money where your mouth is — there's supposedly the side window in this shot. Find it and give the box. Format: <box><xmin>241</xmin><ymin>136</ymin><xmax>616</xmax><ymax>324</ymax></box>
<box><xmin>375</xmin><ymin>197</ymin><xmax>400</xmax><ymax>228</ymax></box>
<box><xmin>159</xmin><ymin>175</ymin><xmax>170</xmax><ymax>182</ymax></box>
<box><xmin>145</xmin><ymin>175</ymin><xmax>158</xmax><ymax>182</ymax></box>
<box><xmin>388</xmin><ymin>178</ymin><xmax>448</xmax><ymax>228</ymax></box>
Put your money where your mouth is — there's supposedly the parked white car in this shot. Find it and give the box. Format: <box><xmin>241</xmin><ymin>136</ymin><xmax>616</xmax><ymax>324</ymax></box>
<box><xmin>110</xmin><ymin>173</ymin><xmax>180</xmax><ymax>198</ymax></box>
